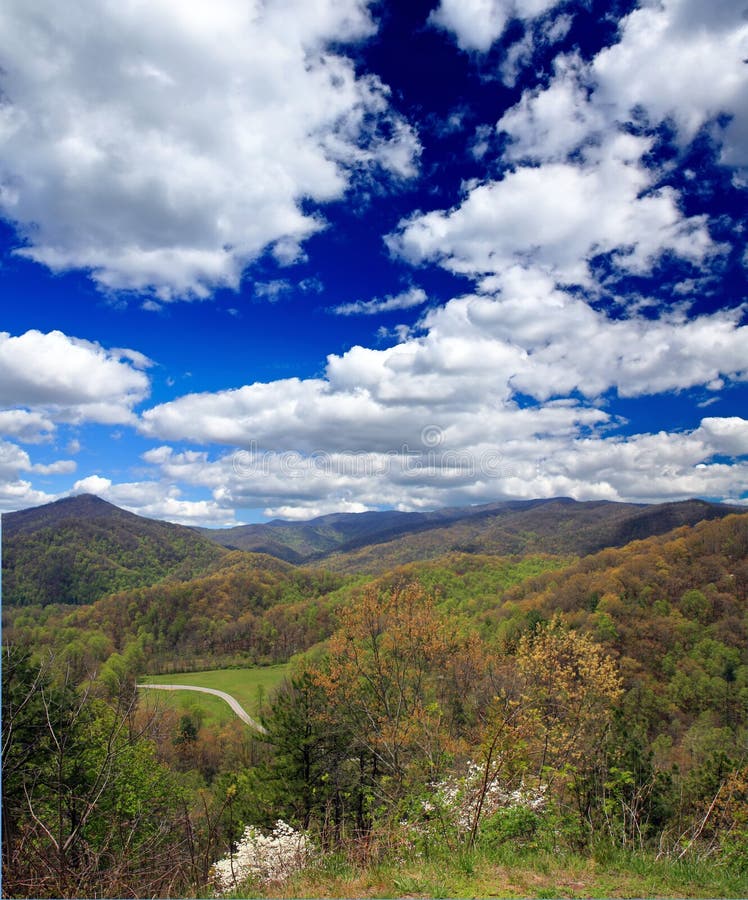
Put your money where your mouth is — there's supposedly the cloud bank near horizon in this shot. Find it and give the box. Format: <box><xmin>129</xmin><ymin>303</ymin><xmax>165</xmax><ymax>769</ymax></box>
<box><xmin>0</xmin><ymin>0</ymin><xmax>746</xmax><ymax>523</ymax></box>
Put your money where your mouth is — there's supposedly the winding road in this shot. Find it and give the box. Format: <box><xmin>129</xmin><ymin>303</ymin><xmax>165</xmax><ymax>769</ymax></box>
<box><xmin>136</xmin><ymin>683</ymin><xmax>267</xmax><ymax>734</ymax></box>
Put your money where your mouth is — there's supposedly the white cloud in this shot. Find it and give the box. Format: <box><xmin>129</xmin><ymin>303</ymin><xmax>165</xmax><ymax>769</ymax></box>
<box><xmin>431</xmin><ymin>0</ymin><xmax>748</xmax><ymax>167</ymax></box>
<box><xmin>254</xmin><ymin>280</ymin><xmax>293</xmax><ymax>302</ymax></box>
<box><xmin>0</xmin><ymin>480</ymin><xmax>57</xmax><ymax>513</ymax></box>
<box><xmin>407</xmin><ymin>1</ymin><xmax>746</xmax><ymax>320</ymax></box>
<box><xmin>533</xmin><ymin>430</ymin><xmax>748</xmax><ymax>505</ymax></box>
<box><xmin>367</xmin><ymin>0</ymin><xmax>748</xmax><ymax>520</ymax></box>
<box><xmin>138</xmin><ymin>407</ymin><xmax>748</xmax><ymax>519</ymax></box>
<box><xmin>73</xmin><ymin>475</ymin><xmax>113</xmax><ymax>496</ymax></box>
<box><xmin>494</xmin><ymin>1</ymin><xmax>748</xmax><ymax>167</ymax></box>
<box><xmin>141</xmin><ymin>281</ymin><xmax>748</xmax><ymax>453</ymax></box>
<box><xmin>0</xmin><ymin>0</ymin><xmax>419</xmax><ymax>301</ymax></box>
<box><xmin>136</xmin><ymin>269</ymin><xmax>748</xmax><ymax>516</ymax></box>
<box><xmin>0</xmin><ymin>330</ymin><xmax>146</xmax><ymax>513</ymax></box>
<box><xmin>593</xmin><ymin>0</ymin><xmax>748</xmax><ymax>165</ymax></box>
<box><xmin>391</xmin><ymin>132</ymin><xmax>717</xmax><ymax>287</ymax></box>
<box><xmin>264</xmin><ymin>500</ymin><xmax>370</xmax><ymax>520</ymax></box>
<box><xmin>330</xmin><ymin>287</ymin><xmax>428</xmax><ymax>316</ymax></box>
<box><xmin>0</xmin><ymin>409</ymin><xmax>56</xmax><ymax>443</ymax></box>
<box><xmin>0</xmin><ymin>330</ymin><xmax>150</xmax><ymax>425</ymax></box>
<box><xmin>695</xmin><ymin>416</ymin><xmax>748</xmax><ymax>457</ymax></box>
<box><xmin>0</xmin><ymin>440</ymin><xmax>38</xmax><ymax>482</ymax></box>
<box><xmin>0</xmin><ymin>438</ymin><xmax>73</xmax><ymax>511</ymax></box>
<box><xmin>497</xmin><ymin>54</ymin><xmax>605</xmax><ymax>162</ymax></box>
<box><xmin>448</xmin><ymin>270</ymin><xmax>748</xmax><ymax>400</ymax></box>
<box><xmin>71</xmin><ymin>473</ymin><xmax>238</xmax><ymax>526</ymax></box>
<box><xmin>32</xmin><ymin>459</ymin><xmax>76</xmax><ymax>475</ymax></box>
<box><xmin>429</xmin><ymin>0</ymin><xmax>561</xmax><ymax>52</ymax></box>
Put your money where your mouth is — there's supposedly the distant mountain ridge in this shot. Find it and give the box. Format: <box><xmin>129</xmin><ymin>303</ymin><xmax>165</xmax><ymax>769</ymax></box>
<box><xmin>3</xmin><ymin>494</ymin><xmax>743</xmax><ymax>605</ymax></box>
<box><xmin>199</xmin><ymin>496</ymin><xmax>743</xmax><ymax>572</ymax></box>
<box><xmin>197</xmin><ymin>497</ymin><xmax>623</xmax><ymax>561</ymax></box>
<box><xmin>2</xmin><ymin>494</ymin><xmax>226</xmax><ymax>606</ymax></box>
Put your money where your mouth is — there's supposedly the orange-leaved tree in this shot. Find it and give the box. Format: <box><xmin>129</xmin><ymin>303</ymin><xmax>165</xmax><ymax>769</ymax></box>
<box><xmin>312</xmin><ymin>581</ymin><xmax>487</xmax><ymax>806</ymax></box>
<box><xmin>514</xmin><ymin>615</ymin><xmax>624</xmax><ymax>834</ymax></box>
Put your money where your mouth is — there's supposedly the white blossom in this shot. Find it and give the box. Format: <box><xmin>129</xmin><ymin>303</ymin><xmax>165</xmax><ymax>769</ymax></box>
<box><xmin>424</xmin><ymin>761</ymin><xmax>546</xmax><ymax>834</ymax></box>
<box><xmin>211</xmin><ymin>819</ymin><xmax>315</xmax><ymax>894</ymax></box>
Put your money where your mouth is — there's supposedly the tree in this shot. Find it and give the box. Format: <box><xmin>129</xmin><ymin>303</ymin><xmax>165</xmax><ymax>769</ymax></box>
<box><xmin>513</xmin><ymin>616</ymin><xmax>624</xmax><ymax>838</ymax></box>
<box><xmin>2</xmin><ymin>645</ymin><xmax>194</xmax><ymax>897</ymax></box>
<box><xmin>259</xmin><ymin>671</ymin><xmax>363</xmax><ymax>841</ymax></box>
<box><xmin>311</xmin><ymin>582</ymin><xmax>488</xmax><ymax>822</ymax></box>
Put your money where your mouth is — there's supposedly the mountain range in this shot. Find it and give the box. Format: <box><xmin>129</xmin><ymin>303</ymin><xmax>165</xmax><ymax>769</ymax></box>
<box><xmin>2</xmin><ymin>493</ymin><xmax>744</xmax><ymax>605</ymax></box>
<box><xmin>198</xmin><ymin>495</ymin><xmax>742</xmax><ymax>572</ymax></box>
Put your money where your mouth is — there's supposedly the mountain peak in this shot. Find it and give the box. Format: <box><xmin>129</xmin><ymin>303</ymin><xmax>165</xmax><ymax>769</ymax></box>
<box><xmin>2</xmin><ymin>493</ymin><xmax>226</xmax><ymax>606</ymax></box>
<box><xmin>2</xmin><ymin>493</ymin><xmax>126</xmax><ymax>538</ymax></box>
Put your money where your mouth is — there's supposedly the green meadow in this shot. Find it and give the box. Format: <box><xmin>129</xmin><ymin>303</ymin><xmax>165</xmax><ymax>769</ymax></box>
<box><xmin>139</xmin><ymin>665</ymin><xmax>288</xmax><ymax>725</ymax></box>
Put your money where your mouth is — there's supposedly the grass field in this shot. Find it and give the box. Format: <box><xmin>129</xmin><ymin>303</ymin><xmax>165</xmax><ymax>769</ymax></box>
<box><xmin>241</xmin><ymin>845</ymin><xmax>748</xmax><ymax>899</ymax></box>
<box><xmin>139</xmin><ymin>665</ymin><xmax>288</xmax><ymax>726</ymax></box>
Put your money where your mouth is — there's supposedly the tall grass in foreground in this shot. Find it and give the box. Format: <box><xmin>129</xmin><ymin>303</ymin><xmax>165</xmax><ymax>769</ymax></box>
<box><xmin>225</xmin><ymin>841</ymin><xmax>748</xmax><ymax>899</ymax></box>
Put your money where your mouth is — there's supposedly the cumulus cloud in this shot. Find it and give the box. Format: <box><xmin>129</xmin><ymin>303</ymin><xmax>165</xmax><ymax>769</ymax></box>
<box><xmin>0</xmin><ymin>409</ymin><xmax>56</xmax><ymax>443</ymax></box>
<box><xmin>0</xmin><ymin>330</ymin><xmax>150</xmax><ymax>425</ymax></box>
<box><xmin>0</xmin><ymin>440</ymin><xmax>39</xmax><ymax>483</ymax></box>
<box><xmin>0</xmin><ymin>480</ymin><xmax>58</xmax><ymax>513</ymax></box>
<box><xmin>6</xmin><ymin>1</ymin><xmax>747</xmax><ymax>523</ymax></box>
<box><xmin>592</xmin><ymin>0</ymin><xmax>748</xmax><ymax>165</ymax></box>
<box><xmin>0</xmin><ymin>330</ymin><xmax>150</xmax><ymax>513</ymax></box>
<box><xmin>429</xmin><ymin>0</ymin><xmax>562</xmax><ymax>52</ymax></box>
<box><xmin>497</xmin><ymin>54</ymin><xmax>605</xmax><ymax>162</ymax></box>
<box><xmin>494</xmin><ymin>3</ymin><xmax>748</xmax><ymax>166</ymax></box>
<box><xmin>0</xmin><ymin>0</ymin><xmax>419</xmax><ymax>301</ymax></box>
<box><xmin>0</xmin><ymin>439</ymin><xmax>74</xmax><ymax>480</ymax></box>
<box><xmin>265</xmin><ymin>500</ymin><xmax>371</xmax><ymax>520</ymax></box>
<box><xmin>401</xmin><ymin>0</ymin><xmax>746</xmax><ymax>314</ymax></box>
<box><xmin>0</xmin><ymin>438</ymin><xmax>73</xmax><ymax>511</ymax></box>
<box><xmin>141</xmin><ymin>279</ymin><xmax>748</xmax><ymax>450</ymax></box>
<box><xmin>695</xmin><ymin>417</ymin><xmax>748</xmax><ymax>457</ymax></box>
<box><xmin>138</xmin><ymin>407</ymin><xmax>748</xmax><ymax>519</ymax></box>
<box><xmin>391</xmin><ymin>131</ymin><xmax>717</xmax><ymax>288</ymax></box>
<box><xmin>330</xmin><ymin>287</ymin><xmax>428</xmax><ymax>316</ymax></box>
<box><xmin>136</xmin><ymin>268</ymin><xmax>748</xmax><ymax>516</ymax></box>
<box><xmin>71</xmin><ymin>474</ymin><xmax>239</xmax><ymax>526</ymax></box>
<box><xmin>449</xmin><ymin>270</ymin><xmax>748</xmax><ymax>400</ymax></box>
<box><xmin>430</xmin><ymin>0</ymin><xmax>748</xmax><ymax>168</ymax></box>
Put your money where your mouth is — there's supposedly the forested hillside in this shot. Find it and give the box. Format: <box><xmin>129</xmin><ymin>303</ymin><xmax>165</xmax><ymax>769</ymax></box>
<box><xmin>199</xmin><ymin>498</ymin><xmax>742</xmax><ymax>568</ymax></box>
<box><xmin>2</xmin><ymin>551</ymin><xmax>567</xmax><ymax>671</ymax></box>
<box><xmin>2</xmin><ymin>494</ymin><xmax>226</xmax><ymax>606</ymax></box>
<box><xmin>3</xmin><ymin>506</ymin><xmax>747</xmax><ymax>898</ymax></box>
<box><xmin>319</xmin><ymin>498</ymin><xmax>742</xmax><ymax>573</ymax></box>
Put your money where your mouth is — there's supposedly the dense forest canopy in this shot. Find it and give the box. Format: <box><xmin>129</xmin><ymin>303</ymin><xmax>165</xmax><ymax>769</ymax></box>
<box><xmin>2</xmin><ymin>495</ymin><xmax>225</xmax><ymax>607</ymax></box>
<box><xmin>2</xmin><ymin>502</ymin><xmax>747</xmax><ymax>898</ymax></box>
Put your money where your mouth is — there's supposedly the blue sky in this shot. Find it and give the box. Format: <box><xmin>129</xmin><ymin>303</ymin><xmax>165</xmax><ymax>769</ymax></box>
<box><xmin>1</xmin><ymin>0</ymin><xmax>746</xmax><ymax>525</ymax></box>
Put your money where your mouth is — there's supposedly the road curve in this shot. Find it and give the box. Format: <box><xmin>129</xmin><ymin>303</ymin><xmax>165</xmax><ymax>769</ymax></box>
<box><xmin>136</xmin><ymin>683</ymin><xmax>267</xmax><ymax>734</ymax></box>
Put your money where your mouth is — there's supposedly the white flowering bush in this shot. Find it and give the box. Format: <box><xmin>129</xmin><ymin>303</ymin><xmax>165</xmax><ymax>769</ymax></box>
<box><xmin>422</xmin><ymin>761</ymin><xmax>546</xmax><ymax>838</ymax></box>
<box><xmin>211</xmin><ymin>819</ymin><xmax>315</xmax><ymax>894</ymax></box>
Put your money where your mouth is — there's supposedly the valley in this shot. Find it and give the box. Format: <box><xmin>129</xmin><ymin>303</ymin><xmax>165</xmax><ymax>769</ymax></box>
<box><xmin>2</xmin><ymin>495</ymin><xmax>747</xmax><ymax>898</ymax></box>
<box><xmin>139</xmin><ymin>665</ymin><xmax>288</xmax><ymax>728</ymax></box>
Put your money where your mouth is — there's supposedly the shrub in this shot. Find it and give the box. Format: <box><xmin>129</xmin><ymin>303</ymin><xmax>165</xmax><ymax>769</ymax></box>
<box><xmin>211</xmin><ymin>819</ymin><xmax>315</xmax><ymax>893</ymax></box>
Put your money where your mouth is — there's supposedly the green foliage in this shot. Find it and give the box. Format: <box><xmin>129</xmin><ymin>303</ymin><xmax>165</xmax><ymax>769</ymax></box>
<box><xmin>4</xmin><ymin>553</ymin><xmax>348</xmax><ymax>668</ymax></box>
<box><xmin>254</xmin><ymin>671</ymin><xmax>365</xmax><ymax>835</ymax></box>
<box><xmin>2</xmin><ymin>645</ymin><xmax>195</xmax><ymax>897</ymax></box>
<box><xmin>489</xmin><ymin>514</ymin><xmax>748</xmax><ymax>789</ymax></box>
<box><xmin>4</xmin><ymin>504</ymin><xmax>748</xmax><ymax>897</ymax></box>
<box><xmin>480</xmin><ymin>804</ymin><xmax>542</xmax><ymax>847</ymax></box>
<box><xmin>3</xmin><ymin>495</ymin><xmax>225</xmax><ymax>607</ymax></box>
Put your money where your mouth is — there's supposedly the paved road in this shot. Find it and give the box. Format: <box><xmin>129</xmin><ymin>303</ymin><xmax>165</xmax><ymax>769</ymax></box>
<box><xmin>136</xmin><ymin>683</ymin><xmax>267</xmax><ymax>734</ymax></box>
